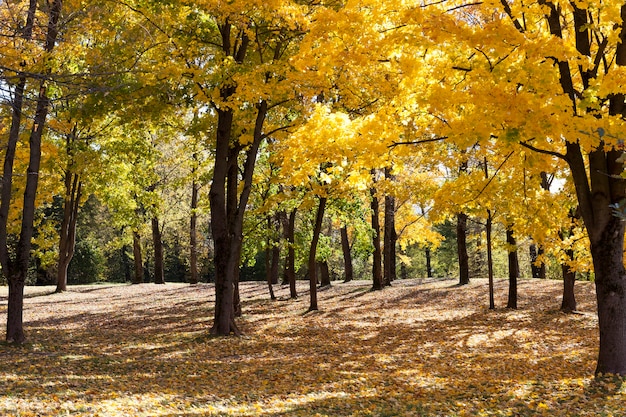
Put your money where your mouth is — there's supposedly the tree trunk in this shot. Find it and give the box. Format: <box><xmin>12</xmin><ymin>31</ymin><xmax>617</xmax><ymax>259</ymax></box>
<box><xmin>506</xmin><ymin>226</ymin><xmax>519</xmax><ymax>309</ymax></box>
<box><xmin>152</xmin><ymin>216</ymin><xmax>165</xmax><ymax>284</ymax></box>
<box><xmin>56</xmin><ymin>171</ymin><xmax>81</xmax><ymax>293</ymax></box>
<box><xmin>529</xmin><ymin>244</ymin><xmax>546</xmax><ymax>279</ymax></box>
<box><xmin>132</xmin><ymin>231</ymin><xmax>144</xmax><ymax>284</ymax></box>
<box><xmin>340</xmin><ymin>225</ymin><xmax>353</xmax><ymax>283</ymax></box>
<box><xmin>308</xmin><ymin>197</ymin><xmax>327</xmax><ymax>311</ymax></box>
<box><xmin>486</xmin><ymin>210</ymin><xmax>495</xmax><ymax>310</ymax></box>
<box><xmin>560</xmin><ymin>246</ymin><xmax>577</xmax><ymax>313</ymax></box>
<box><xmin>2</xmin><ymin>0</ymin><xmax>62</xmax><ymax>343</ymax></box>
<box><xmin>456</xmin><ymin>212</ymin><xmax>470</xmax><ymax>285</ymax></box>
<box><xmin>283</xmin><ymin>207</ymin><xmax>297</xmax><ymax>299</ymax></box>
<box><xmin>383</xmin><ymin>198</ymin><xmax>396</xmax><ymax>286</ymax></box>
<box><xmin>425</xmin><ymin>247</ymin><xmax>433</xmax><ymax>278</ymax></box>
<box><xmin>265</xmin><ymin>216</ymin><xmax>276</xmax><ymax>300</ymax></box>
<box><xmin>189</xmin><ymin>172</ymin><xmax>199</xmax><ymax>284</ymax></box>
<box><xmin>319</xmin><ymin>260</ymin><xmax>331</xmax><ymax>287</ymax></box>
<box><xmin>370</xmin><ymin>182</ymin><xmax>383</xmax><ymax>291</ymax></box>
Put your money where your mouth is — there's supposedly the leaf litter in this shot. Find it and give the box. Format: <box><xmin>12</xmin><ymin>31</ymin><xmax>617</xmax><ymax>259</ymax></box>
<box><xmin>0</xmin><ymin>278</ymin><xmax>623</xmax><ymax>416</ymax></box>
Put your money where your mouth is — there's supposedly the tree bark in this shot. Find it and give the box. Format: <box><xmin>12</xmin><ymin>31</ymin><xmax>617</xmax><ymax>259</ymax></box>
<box><xmin>340</xmin><ymin>225</ymin><xmax>354</xmax><ymax>283</ymax></box>
<box><xmin>370</xmin><ymin>185</ymin><xmax>383</xmax><ymax>291</ymax></box>
<box><xmin>56</xmin><ymin>174</ymin><xmax>81</xmax><ymax>292</ymax></box>
<box><xmin>456</xmin><ymin>212</ymin><xmax>470</xmax><ymax>285</ymax></box>
<box><xmin>1</xmin><ymin>0</ymin><xmax>62</xmax><ymax>343</ymax></box>
<box><xmin>189</xmin><ymin>166</ymin><xmax>199</xmax><ymax>284</ymax></box>
<box><xmin>425</xmin><ymin>247</ymin><xmax>433</xmax><ymax>278</ymax></box>
<box><xmin>319</xmin><ymin>260</ymin><xmax>331</xmax><ymax>287</ymax></box>
<box><xmin>529</xmin><ymin>244</ymin><xmax>546</xmax><ymax>278</ymax></box>
<box><xmin>486</xmin><ymin>210</ymin><xmax>495</xmax><ymax>310</ymax></box>
<box><xmin>152</xmin><ymin>216</ymin><xmax>165</xmax><ymax>284</ymax></box>
<box><xmin>283</xmin><ymin>207</ymin><xmax>297</xmax><ymax>298</ymax></box>
<box><xmin>506</xmin><ymin>226</ymin><xmax>519</xmax><ymax>309</ymax></box>
<box><xmin>265</xmin><ymin>216</ymin><xmax>276</xmax><ymax>300</ymax></box>
<box><xmin>132</xmin><ymin>231</ymin><xmax>144</xmax><ymax>284</ymax></box>
<box><xmin>560</xmin><ymin>246</ymin><xmax>577</xmax><ymax>313</ymax></box>
<box><xmin>308</xmin><ymin>197</ymin><xmax>327</xmax><ymax>311</ymax></box>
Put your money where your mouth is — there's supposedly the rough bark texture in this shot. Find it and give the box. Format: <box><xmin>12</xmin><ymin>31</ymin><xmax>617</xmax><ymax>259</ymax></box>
<box><xmin>506</xmin><ymin>227</ymin><xmax>519</xmax><ymax>309</ymax></box>
<box><xmin>456</xmin><ymin>212</ymin><xmax>470</xmax><ymax>286</ymax></box>
<box><xmin>319</xmin><ymin>260</ymin><xmax>331</xmax><ymax>287</ymax></box>
<box><xmin>340</xmin><ymin>225</ymin><xmax>354</xmax><ymax>283</ymax></box>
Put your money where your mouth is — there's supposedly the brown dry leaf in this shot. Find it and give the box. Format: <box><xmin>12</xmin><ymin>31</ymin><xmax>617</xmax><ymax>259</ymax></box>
<box><xmin>0</xmin><ymin>278</ymin><xmax>622</xmax><ymax>416</ymax></box>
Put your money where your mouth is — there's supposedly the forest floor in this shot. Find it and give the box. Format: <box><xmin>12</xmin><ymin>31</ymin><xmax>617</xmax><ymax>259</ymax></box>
<box><xmin>0</xmin><ymin>277</ymin><xmax>623</xmax><ymax>416</ymax></box>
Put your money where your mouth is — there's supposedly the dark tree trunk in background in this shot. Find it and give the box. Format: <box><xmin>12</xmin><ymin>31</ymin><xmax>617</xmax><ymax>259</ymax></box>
<box><xmin>265</xmin><ymin>215</ymin><xmax>276</xmax><ymax>300</ymax></box>
<box><xmin>132</xmin><ymin>231</ymin><xmax>144</xmax><ymax>284</ymax></box>
<box><xmin>529</xmin><ymin>244</ymin><xmax>546</xmax><ymax>278</ymax></box>
<box><xmin>383</xmin><ymin>167</ymin><xmax>396</xmax><ymax>286</ymax></box>
<box><xmin>152</xmin><ymin>217</ymin><xmax>165</xmax><ymax>284</ymax></box>
<box><xmin>370</xmin><ymin>185</ymin><xmax>383</xmax><ymax>291</ymax></box>
<box><xmin>456</xmin><ymin>212</ymin><xmax>470</xmax><ymax>285</ymax></box>
<box><xmin>319</xmin><ymin>260</ymin><xmax>331</xmax><ymax>287</ymax></box>
<box><xmin>506</xmin><ymin>227</ymin><xmax>519</xmax><ymax>309</ymax></box>
<box><xmin>308</xmin><ymin>197</ymin><xmax>327</xmax><ymax>311</ymax></box>
<box><xmin>486</xmin><ymin>210</ymin><xmax>495</xmax><ymax>310</ymax></box>
<box><xmin>283</xmin><ymin>207</ymin><xmax>297</xmax><ymax>299</ymax></box>
<box><xmin>340</xmin><ymin>225</ymin><xmax>353</xmax><ymax>283</ymax></box>
<box><xmin>425</xmin><ymin>247</ymin><xmax>433</xmax><ymax>278</ymax></box>
<box><xmin>56</xmin><ymin>170</ymin><xmax>81</xmax><ymax>293</ymax></box>
<box><xmin>561</xmin><ymin>246</ymin><xmax>577</xmax><ymax>313</ymax></box>
<box><xmin>189</xmin><ymin>164</ymin><xmax>200</xmax><ymax>284</ymax></box>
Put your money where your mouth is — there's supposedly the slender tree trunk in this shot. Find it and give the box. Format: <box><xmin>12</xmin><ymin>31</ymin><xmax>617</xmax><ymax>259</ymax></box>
<box><xmin>506</xmin><ymin>226</ymin><xmax>519</xmax><ymax>309</ymax></box>
<box><xmin>370</xmin><ymin>186</ymin><xmax>383</xmax><ymax>291</ymax></box>
<box><xmin>132</xmin><ymin>231</ymin><xmax>144</xmax><ymax>284</ymax></box>
<box><xmin>56</xmin><ymin>171</ymin><xmax>81</xmax><ymax>292</ymax></box>
<box><xmin>340</xmin><ymin>225</ymin><xmax>353</xmax><ymax>283</ymax></box>
<box><xmin>189</xmin><ymin>170</ymin><xmax>199</xmax><ymax>284</ymax></box>
<box><xmin>486</xmin><ymin>210</ymin><xmax>495</xmax><ymax>310</ymax></box>
<box><xmin>383</xmin><ymin>190</ymin><xmax>396</xmax><ymax>286</ymax></box>
<box><xmin>152</xmin><ymin>216</ymin><xmax>165</xmax><ymax>284</ymax></box>
<box><xmin>282</xmin><ymin>207</ymin><xmax>297</xmax><ymax>298</ymax></box>
<box><xmin>529</xmin><ymin>244</ymin><xmax>546</xmax><ymax>278</ymax></box>
<box><xmin>265</xmin><ymin>216</ymin><xmax>276</xmax><ymax>300</ymax></box>
<box><xmin>308</xmin><ymin>197</ymin><xmax>327</xmax><ymax>311</ymax></box>
<box><xmin>425</xmin><ymin>247</ymin><xmax>433</xmax><ymax>278</ymax></box>
<box><xmin>456</xmin><ymin>212</ymin><xmax>470</xmax><ymax>285</ymax></box>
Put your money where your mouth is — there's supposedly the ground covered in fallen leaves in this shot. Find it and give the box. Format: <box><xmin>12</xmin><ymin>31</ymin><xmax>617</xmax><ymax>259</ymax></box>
<box><xmin>0</xmin><ymin>277</ymin><xmax>623</xmax><ymax>416</ymax></box>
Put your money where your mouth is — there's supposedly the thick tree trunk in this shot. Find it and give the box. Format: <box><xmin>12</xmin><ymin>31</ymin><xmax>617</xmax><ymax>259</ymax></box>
<box><xmin>456</xmin><ymin>212</ymin><xmax>470</xmax><ymax>285</ymax></box>
<box><xmin>319</xmin><ymin>260</ymin><xmax>331</xmax><ymax>287</ymax></box>
<box><xmin>486</xmin><ymin>210</ymin><xmax>495</xmax><ymax>310</ymax></box>
<box><xmin>152</xmin><ymin>217</ymin><xmax>165</xmax><ymax>284</ymax></box>
<box><xmin>189</xmin><ymin>174</ymin><xmax>199</xmax><ymax>284</ymax></box>
<box><xmin>506</xmin><ymin>227</ymin><xmax>519</xmax><ymax>309</ymax></box>
<box><xmin>56</xmin><ymin>171</ymin><xmax>81</xmax><ymax>292</ymax></box>
<box><xmin>132</xmin><ymin>231</ymin><xmax>144</xmax><ymax>284</ymax></box>
<box><xmin>560</xmin><ymin>247</ymin><xmax>577</xmax><ymax>313</ymax></box>
<box><xmin>340</xmin><ymin>225</ymin><xmax>353</xmax><ymax>283</ymax></box>
<box><xmin>308</xmin><ymin>197</ymin><xmax>327</xmax><ymax>311</ymax></box>
<box><xmin>370</xmin><ymin>183</ymin><xmax>383</xmax><ymax>291</ymax></box>
<box><xmin>592</xmin><ymin>216</ymin><xmax>626</xmax><ymax>375</ymax></box>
